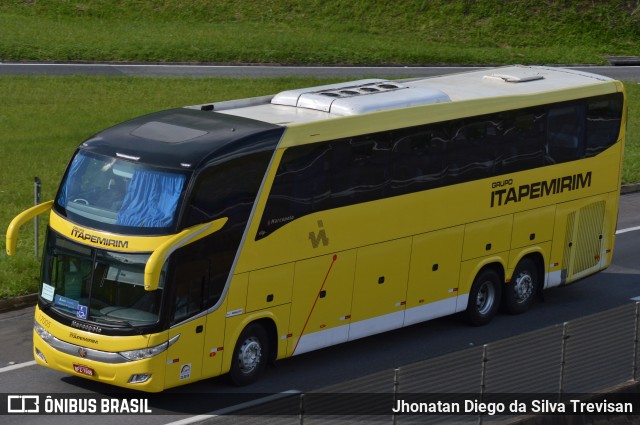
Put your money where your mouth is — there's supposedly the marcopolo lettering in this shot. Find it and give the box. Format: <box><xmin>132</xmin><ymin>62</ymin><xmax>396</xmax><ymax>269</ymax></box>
<box><xmin>490</xmin><ymin>172</ymin><xmax>592</xmax><ymax>207</ymax></box>
<box><xmin>71</xmin><ymin>227</ymin><xmax>129</xmax><ymax>249</ymax></box>
<box><xmin>71</xmin><ymin>320</ymin><xmax>102</xmax><ymax>334</ymax></box>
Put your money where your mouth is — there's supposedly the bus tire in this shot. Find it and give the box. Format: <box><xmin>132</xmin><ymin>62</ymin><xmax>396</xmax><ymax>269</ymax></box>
<box><xmin>503</xmin><ymin>258</ymin><xmax>538</xmax><ymax>315</ymax></box>
<box><xmin>229</xmin><ymin>323</ymin><xmax>269</xmax><ymax>386</ymax></box>
<box><xmin>465</xmin><ymin>268</ymin><xmax>501</xmax><ymax>326</ymax></box>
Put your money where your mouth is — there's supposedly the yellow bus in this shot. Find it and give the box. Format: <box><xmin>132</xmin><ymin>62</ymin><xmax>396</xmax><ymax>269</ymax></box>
<box><xmin>6</xmin><ymin>66</ymin><xmax>625</xmax><ymax>391</ymax></box>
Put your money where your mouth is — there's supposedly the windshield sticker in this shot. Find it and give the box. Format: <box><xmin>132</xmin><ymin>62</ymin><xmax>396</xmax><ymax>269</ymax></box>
<box><xmin>76</xmin><ymin>304</ymin><xmax>88</xmax><ymax>320</ymax></box>
<box><xmin>42</xmin><ymin>283</ymin><xmax>55</xmax><ymax>302</ymax></box>
<box><xmin>54</xmin><ymin>294</ymin><xmax>79</xmax><ymax>313</ymax></box>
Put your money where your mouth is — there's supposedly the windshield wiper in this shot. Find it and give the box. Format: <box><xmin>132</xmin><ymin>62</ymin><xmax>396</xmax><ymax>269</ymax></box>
<box><xmin>94</xmin><ymin>315</ymin><xmax>144</xmax><ymax>335</ymax></box>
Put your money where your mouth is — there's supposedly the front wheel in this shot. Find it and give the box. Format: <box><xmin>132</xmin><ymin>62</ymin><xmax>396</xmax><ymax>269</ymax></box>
<box><xmin>229</xmin><ymin>323</ymin><xmax>269</xmax><ymax>386</ymax></box>
<box><xmin>503</xmin><ymin>258</ymin><xmax>539</xmax><ymax>315</ymax></box>
<box><xmin>465</xmin><ymin>268</ymin><xmax>502</xmax><ymax>326</ymax></box>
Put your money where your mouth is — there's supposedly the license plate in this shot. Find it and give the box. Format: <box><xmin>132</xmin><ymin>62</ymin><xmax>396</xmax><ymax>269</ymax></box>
<box><xmin>73</xmin><ymin>364</ymin><xmax>95</xmax><ymax>377</ymax></box>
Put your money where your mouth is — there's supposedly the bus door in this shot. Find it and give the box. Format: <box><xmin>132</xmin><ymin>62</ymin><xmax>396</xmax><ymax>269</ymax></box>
<box><xmin>164</xmin><ymin>259</ymin><xmax>209</xmax><ymax>388</ymax></box>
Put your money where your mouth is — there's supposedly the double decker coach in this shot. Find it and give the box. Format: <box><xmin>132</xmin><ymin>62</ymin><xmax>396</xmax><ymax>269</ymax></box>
<box><xmin>6</xmin><ymin>66</ymin><xmax>625</xmax><ymax>391</ymax></box>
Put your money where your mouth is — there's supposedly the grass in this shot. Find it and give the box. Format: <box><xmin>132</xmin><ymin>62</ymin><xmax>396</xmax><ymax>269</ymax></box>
<box><xmin>0</xmin><ymin>1</ymin><xmax>639</xmax><ymax>65</ymax></box>
<box><xmin>624</xmin><ymin>82</ymin><xmax>640</xmax><ymax>184</ymax></box>
<box><xmin>0</xmin><ymin>76</ymin><xmax>638</xmax><ymax>299</ymax></box>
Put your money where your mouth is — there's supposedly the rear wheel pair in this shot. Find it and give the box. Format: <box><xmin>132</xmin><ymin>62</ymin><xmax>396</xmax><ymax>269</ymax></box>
<box><xmin>465</xmin><ymin>258</ymin><xmax>539</xmax><ymax>326</ymax></box>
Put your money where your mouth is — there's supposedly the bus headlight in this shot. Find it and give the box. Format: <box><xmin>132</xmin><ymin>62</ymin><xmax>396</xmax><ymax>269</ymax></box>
<box><xmin>34</xmin><ymin>321</ymin><xmax>55</xmax><ymax>344</ymax></box>
<box><xmin>118</xmin><ymin>334</ymin><xmax>180</xmax><ymax>361</ymax></box>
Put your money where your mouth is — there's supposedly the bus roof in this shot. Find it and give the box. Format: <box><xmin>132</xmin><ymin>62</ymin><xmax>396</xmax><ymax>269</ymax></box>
<box><xmin>80</xmin><ymin>108</ymin><xmax>283</xmax><ymax>169</ymax></box>
<box><xmin>80</xmin><ymin>66</ymin><xmax>619</xmax><ymax>170</ymax></box>
<box><xmin>196</xmin><ymin>66</ymin><xmax>618</xmax><ymax>126</ymax></box>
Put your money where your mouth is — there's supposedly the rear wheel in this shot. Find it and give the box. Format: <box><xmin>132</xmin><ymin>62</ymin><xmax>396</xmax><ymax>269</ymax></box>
<box><xmin>465</xmin><ymin>268</ymin><xmax>502</xmax><ymax>326</ymax></box>
<box><xmin>503</xmin><ymin>258</ymin><xmax>539</xmax><ymax>315</ymax></box>
<box><xmin>229</xmin><ymin>323</ymin><xmax>268</xmax><ymax>386</ymax></box>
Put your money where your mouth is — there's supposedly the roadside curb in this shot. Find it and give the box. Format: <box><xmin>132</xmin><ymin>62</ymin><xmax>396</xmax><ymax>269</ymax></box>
<box><xmin>606</xmin><ymin>56</ymin><xmax>640</xmax><ymax>66</ymax></box>
<box><xmin>0</xmin><ymin>293</ymin><xmax>38</xmax><ymax>313</ymax></box>
<box><xmin>621</xmin><ymin>183</ymin><xmax>640</xmax><ymax>194</ymax></box>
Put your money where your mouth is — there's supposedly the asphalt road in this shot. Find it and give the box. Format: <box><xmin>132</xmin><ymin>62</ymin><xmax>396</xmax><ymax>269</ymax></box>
<box><xmin>0</xmin><ymin>62</ymin><xmax>639</xmax><ymax>81</ymax></box>
<box><xmin>1</xmin><ymin>191</ymin><xmax>639</xmax><ymax>425</ymax></box>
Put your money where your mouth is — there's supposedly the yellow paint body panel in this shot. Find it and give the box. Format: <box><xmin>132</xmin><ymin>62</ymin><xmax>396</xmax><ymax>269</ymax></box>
<box><xmin>200</xmin><ymin>298</ymin><xmax>229</xmax><ymax>379</ymax></box>
<box><xmin>164</xmin><ymin>316</ymin><xmax>206</xmax><ymax>389</ymax></box>
<box><xmin>225</xmin><ymin>273</ymin><xmax>249</xmax><ymax>316</ymax></box>
<box><xmin>406</xmin><ymin>226</ymin><xmax>464</xmax><ymax>308</ymax></box>
<box><xmin>462</xmin><ymin>215</ymin><xmax>514</xmax><ymax>261</ymax></box>
<box><xmin>247</xmin><ymin>263</ymin><xmax>294</xmax><ymax>313</ymax></box>
<box><xmin>351</xmin><ymin>238</ymin><xmax>412</xmax><ymax>322</ymax></box>
<box><xmin>511</xmin><ymin>206</ymin><xmax>556</xmax><ymax>250</ymax></box>
<box><xmin>287</xmin><ymin>250</ymin><xmax>356</xmax><ymax>356</ymax></box>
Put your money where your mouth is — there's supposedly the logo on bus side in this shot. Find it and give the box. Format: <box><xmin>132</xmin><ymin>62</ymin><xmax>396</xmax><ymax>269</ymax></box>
<box><xmin>490</xmin><ymin>172</ymin><xmax>592</xmax><ymax>207</ymax></box>
<box><xmin>309</xmin><ymin>220</ymin><xmax>329</xmax><ymax>248</ymax></box>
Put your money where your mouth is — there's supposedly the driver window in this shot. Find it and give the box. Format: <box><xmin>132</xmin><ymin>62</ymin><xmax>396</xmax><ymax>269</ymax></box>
<box><xmin>171</xmin><ymin>259</ymin><xmax>210</xmax><ymax>324</ymax></box>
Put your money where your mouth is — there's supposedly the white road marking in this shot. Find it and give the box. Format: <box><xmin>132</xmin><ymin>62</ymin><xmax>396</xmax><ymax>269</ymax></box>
<box><xmin>616</xmin><ymin>225</ymin><xmax>640</xmax><ymax>235</ymax></box>
<box><xmin>0</xmin><ymin>360</ymin><xmax>36</xmax><ymax>374</ymax></box>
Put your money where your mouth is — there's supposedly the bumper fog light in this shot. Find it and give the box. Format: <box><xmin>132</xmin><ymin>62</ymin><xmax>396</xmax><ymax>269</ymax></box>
<box><xmin>35</xmin><ymin>347</ymin><xmax>47</xmax><ymax>363</ymax></box>
<box><xmin>128</xmin><ymin>374</ymin><xmax>152</xmax><ymax>384</ymax></box>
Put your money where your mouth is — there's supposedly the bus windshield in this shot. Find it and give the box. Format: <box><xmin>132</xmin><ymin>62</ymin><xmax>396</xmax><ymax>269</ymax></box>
<box><xmin>41</xmin><ymin>231</ymin><xmax>164</xmax><ymax>327</ymax></box>
<box><xmin>56</xmin><ymin>151</ymin><xmax>189</xmax><ymax>234</ymax></box>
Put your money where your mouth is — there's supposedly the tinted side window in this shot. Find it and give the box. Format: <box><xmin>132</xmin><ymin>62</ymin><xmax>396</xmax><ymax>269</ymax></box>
<box><xmin>170</xmin><ymin>256</ymin><xmax>209</xmax><ymax>324</ymax></box>
<box><xmin>585</xmin><ymin>94</ymin><xmax>623</xmax><ymax>157</ymax></box>
<box><xmin>547</xmin><ymin>104</ymin><xmax>584</xmax><ymax>164</ymax></box>
<box><xmin>256</xmin><ymin>143</ymin><xmax>331</xmax><ymax>239</ymax></box>
<box><xmin>258</xmin><ymin>93</ymin><xmax>622</xmax><ymax>239</ymax></box>
<box><xmin>185</xmin><ymin>151</ymin><xmax>271</xmax><ymax>228</ymax></box>
<box><xmin>332</xmin><ymin>135</ymin><xmax>391</xmax><ymax>209</ymax></box>
<box><xmin>390</xmin><ymin>128</ymin><xmax>446</xmax><ymax>196</ymax></box>
<box><xmin>446</xmin><ymin>119</ymin><xmax>496</xmax><ymax>184</ymax></box>
<box><xmin>496</xmin><ymin>109</ymin><xmax>547</xmax><ymax>173</ymax></box>
<box><xmin>166</xmin><ymin>238</ymin><xmax>231</xmax><ymax>324</ymax></box>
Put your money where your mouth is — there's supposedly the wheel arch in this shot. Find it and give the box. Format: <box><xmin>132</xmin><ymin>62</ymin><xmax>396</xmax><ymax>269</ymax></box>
<box><xmin>252</xmin><ymin>317</ymin><xmax>278</xmax><ymax>364</ymax></box>
<box><xmin>221</xmin><ymin>312</ymin><xmax>281</xmax><ymax>375</ymax></box>
<box><xmin>460</xmin><ymin>256</ymin><xmax>507</xmax><ymax>297</ymax></box>
<box><xmin>474</xmin><ymin>261</ymin><xmax>506</xmax><ymax>303</ymax></box>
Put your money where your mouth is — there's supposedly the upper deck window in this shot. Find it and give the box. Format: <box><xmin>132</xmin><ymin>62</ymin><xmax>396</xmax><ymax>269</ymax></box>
<box><xmin>56</xmin><ymin>151</ymin><xmax>189</xmax><ymax>234</ymax></box>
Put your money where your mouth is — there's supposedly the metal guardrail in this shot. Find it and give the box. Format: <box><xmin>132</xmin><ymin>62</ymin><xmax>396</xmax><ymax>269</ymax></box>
<box><xmin>207</xmin><ymin>302</ymin><xmax>640</xmax><ymax>424</ymax></box>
